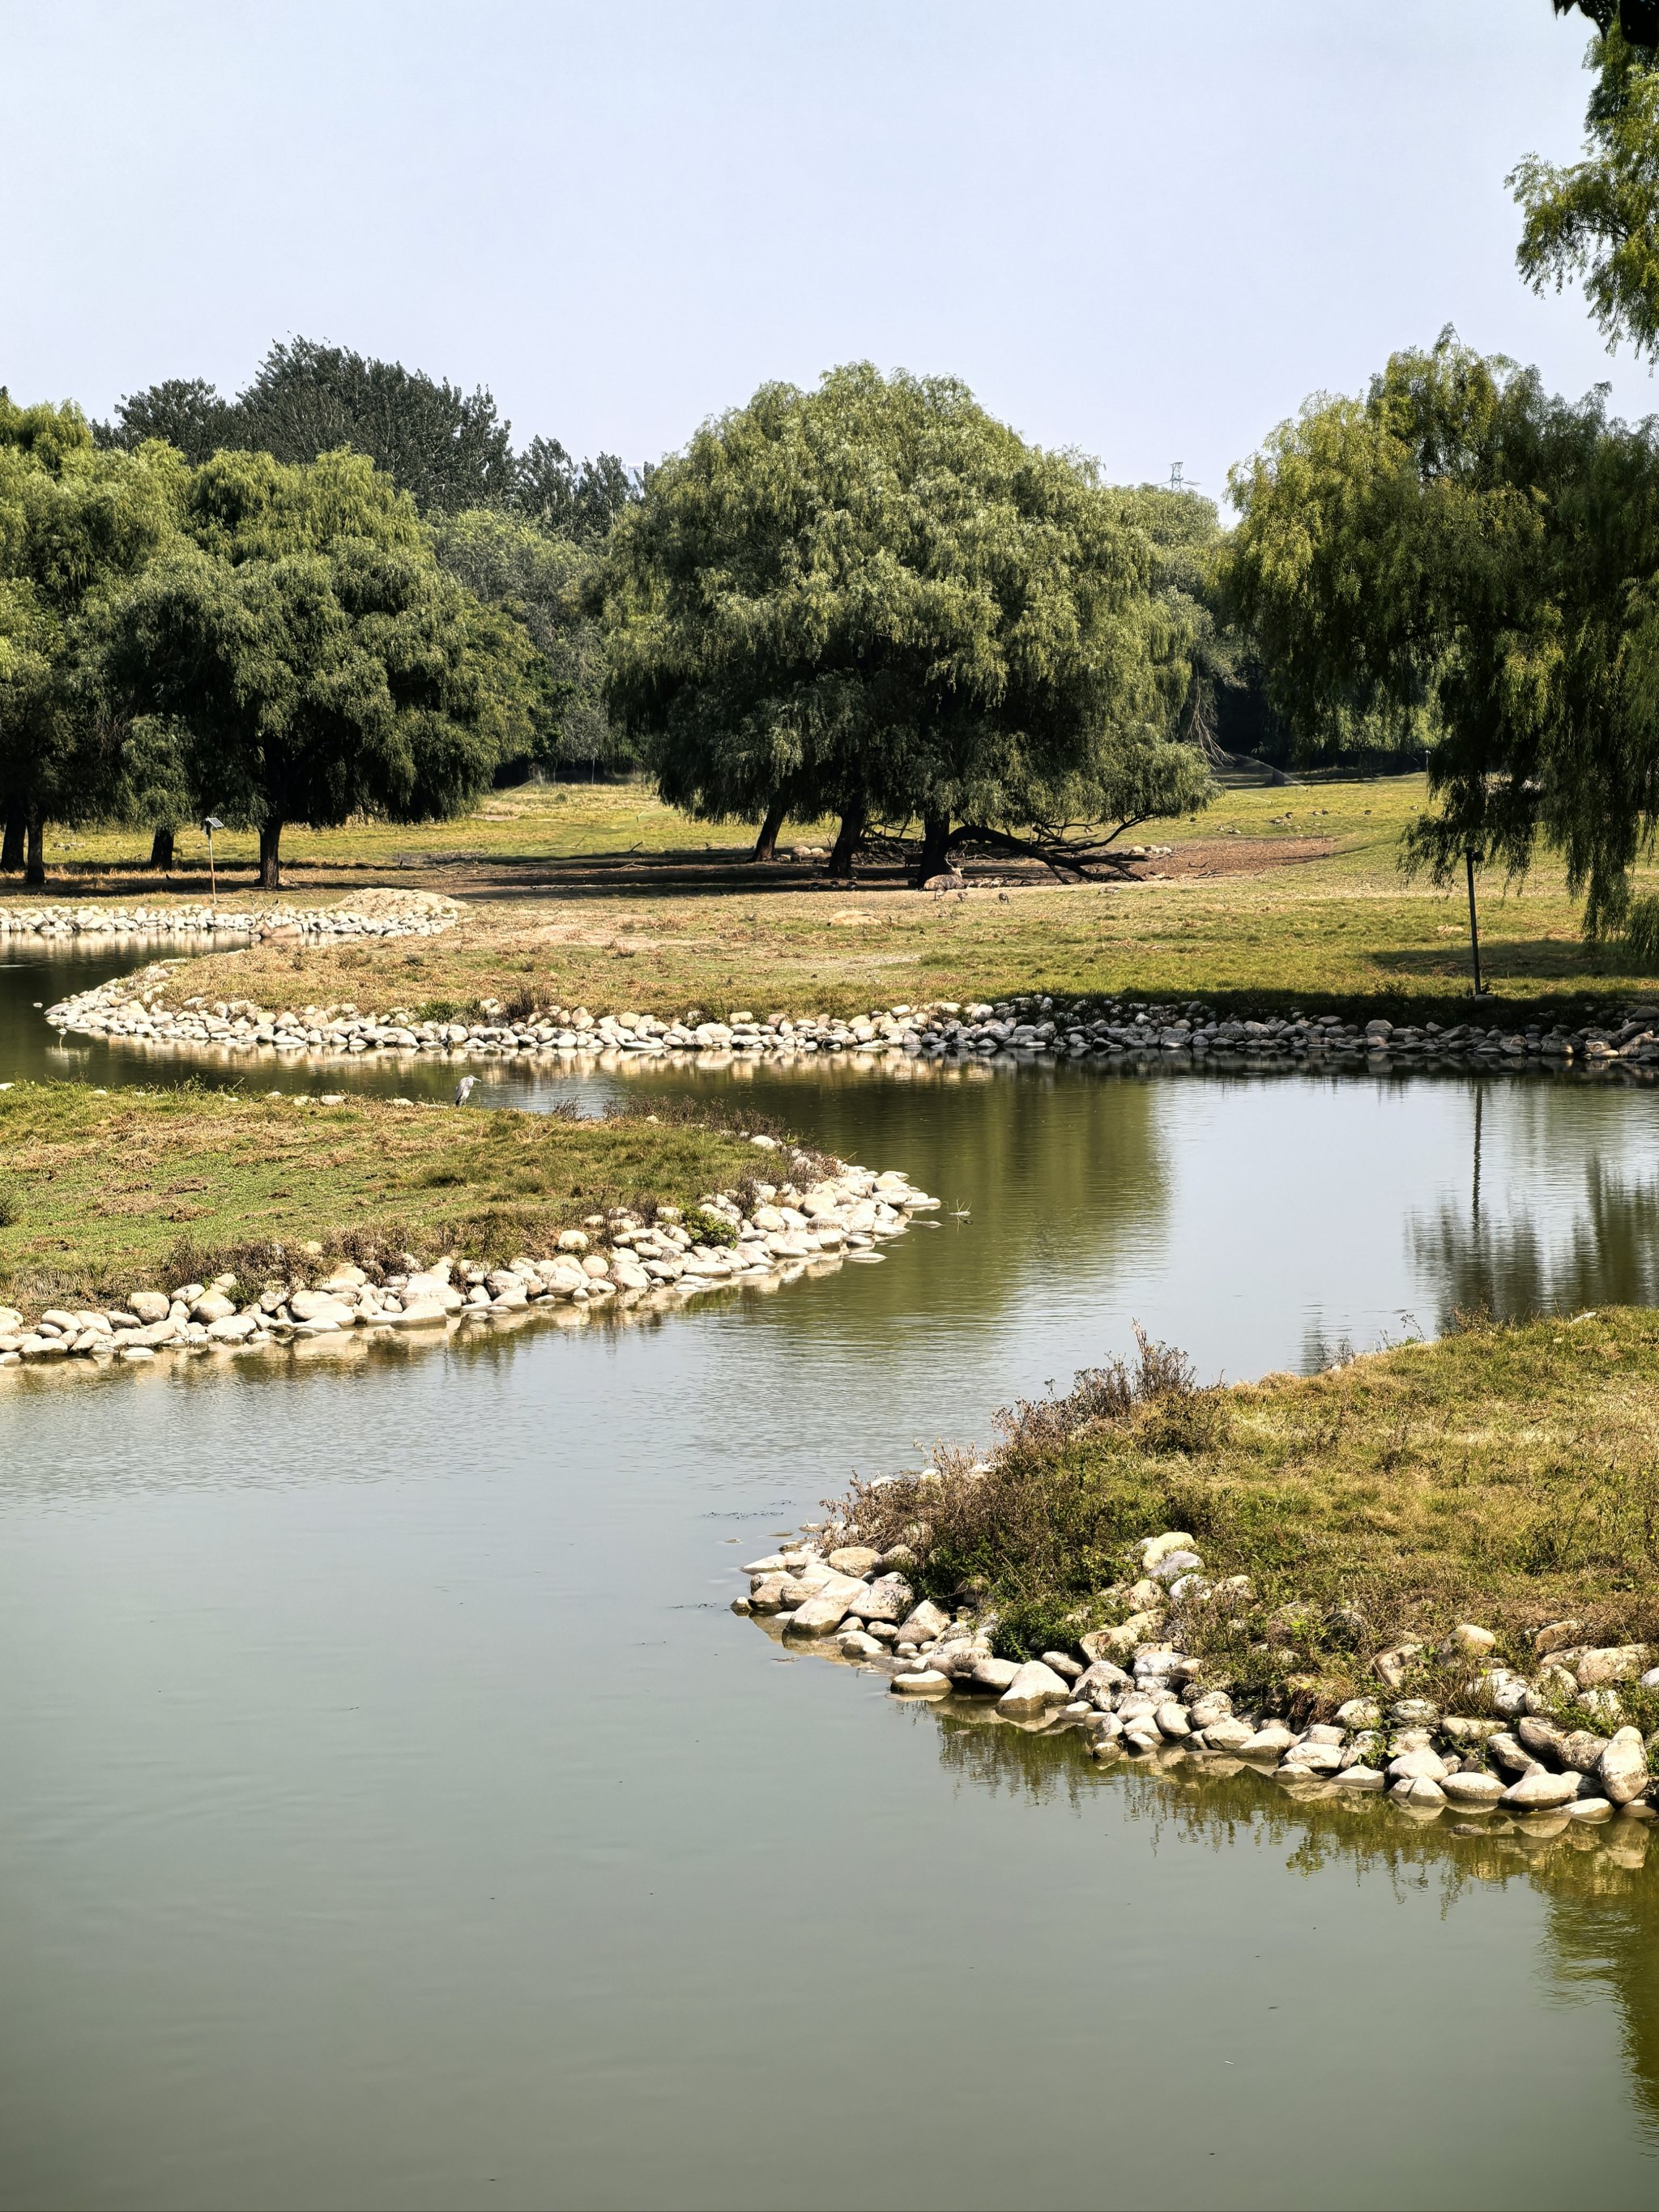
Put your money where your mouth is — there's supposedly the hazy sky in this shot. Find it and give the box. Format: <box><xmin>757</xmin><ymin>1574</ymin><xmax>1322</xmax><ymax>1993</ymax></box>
<box><xmin>3</xmin><ymin>1</ymin><xmax>1653</xmax><ymax>501</ymax></box>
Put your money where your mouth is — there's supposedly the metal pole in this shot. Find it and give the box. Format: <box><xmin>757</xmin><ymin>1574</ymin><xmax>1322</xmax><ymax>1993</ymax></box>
<box><xmin>207</xmin><ymin>826</ymin><xmax>216</xmax><ymax>904</ymax></box>
<box><xmin>1465</xmin><ymin>847</ymin><xmax>1484</xmax><ymax>998</ymax></box>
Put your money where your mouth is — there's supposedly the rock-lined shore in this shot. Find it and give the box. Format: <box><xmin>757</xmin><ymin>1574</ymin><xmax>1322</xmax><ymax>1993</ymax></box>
<box><xmin>0</xmin><ymin>1153</ymin><xmax>937</xmax><ymax>1374</ymax></box>
<box><xmin>43</xmin><ymin>972</ymin><xmax>1659</xmax><ymax>1076</ymax></box>
<box><xmin>734</xmin><ymin>1530</ymin><xmax>1659</xmax><ymax>1846</ymax></box>
<box><xmin>2</xmin><ymin>896</ymin><xmax>456</xmax><ymax>944</ymax></box>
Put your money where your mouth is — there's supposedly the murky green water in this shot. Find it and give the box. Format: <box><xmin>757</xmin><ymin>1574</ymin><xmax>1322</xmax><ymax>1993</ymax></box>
<box><xmin>3</xmin><ymin>948</ymin><xmax>1658</xmax><ymax>2209</ymax></box>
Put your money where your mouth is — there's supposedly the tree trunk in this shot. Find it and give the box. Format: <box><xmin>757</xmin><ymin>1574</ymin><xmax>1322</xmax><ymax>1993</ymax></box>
<box><xmin>150</xmin><ymin>825</ymin><xmax>175</xmax><ymax>872</ymax></box>
<box><xmin>24</xmin><ymin>810</ymin><xmax>45</xmax><ymax>888</ymax></box>
<box><xmin>258</xmin><ymin>817</ymin><xmax>283</xmax><ymax>889</ymax></box>
<box><xmin>0</xmin><ymin>804</ymin><xmax>23</xmax><ymax>872</ymax></box>
<box><xmin>751</xmin><ymin>797</ymin><xmax>787</xmax><ymax>863</ymax></box>
<box><xmin>915</xmin><ymin>810</ymin><xmax>953</xmax><ymax>884</ymax></box>
<box><xmin>828</xmin><ymin>795</ymin><xmax>866</xmax><ymax>877</ymax></box>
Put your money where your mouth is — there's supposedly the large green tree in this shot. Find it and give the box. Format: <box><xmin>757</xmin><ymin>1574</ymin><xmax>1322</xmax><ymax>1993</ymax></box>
<box><xmin>1224</xmin><ymin>335</ymin><xmax>1659</xmax><ymax>945</ymax></box>
<box><xmin>0</xmin><ymin>394</ymin><xmax>183</xmax><ymax>882</ymax></box>
<box><xmin>602</xmin><ymin>364</ymin><xmax>1208</xmax><ymax>879</ymax></box>
<box><xmin>102</xmin><ymin>448</ymin><xmax>531</xmax><ymax>887</ymax></box>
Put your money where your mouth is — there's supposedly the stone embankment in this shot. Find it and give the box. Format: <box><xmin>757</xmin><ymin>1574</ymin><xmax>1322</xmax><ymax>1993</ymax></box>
<box><xmin>0</xmin><ymin>1156</ymin><xmax>937</xmax><ymax>1374</ymax></box>
<box><xmin>3</xmin><ymin>894</ymin><xmax>456</xmax><ymax>944</ymax></box>
<box><xmin>43</xmin><ymin>977</ymin><xmax>1659</xmax><ymax>1075</ymax></box>
<box><xmin>734</xmin><ymin>1532</ymin><xmax>1659</xmax><ymax>1851</ymax></box>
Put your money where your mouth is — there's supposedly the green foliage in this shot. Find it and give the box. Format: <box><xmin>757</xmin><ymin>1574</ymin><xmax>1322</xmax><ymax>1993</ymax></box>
<box><xmin>991</xmin><ymin>1595</ymin><xmax>1094</xmax><ymax>1665</ymax></box>
<box><xmin>100</xmin><ymin>342</ymin><xmax>641</xmax><ymax>537</ymax></box>
<box><xmin>100</xmin><ymin>448</ymin><xmax>533</xmax><ymax>884</ymax></box>
<box><xmin>103</xmin><ymin>339</ymin><xmax>518</xmax><ymax>515</ymax></box>
<box><xmin>512</xmin><ymin>438</ymin><xmax>640</xmax><ymax>544</ymax></box>
<box><xmin>602</xmin><ymin>363</ymin><xmax>1209</xmax><ymax>863</ymax></box>
<box><xmin>682</xmin><ymin>1204</ymin><xmax>738</xmax><ymax>1247</ymax></box>
<box><xmin>1223</xmin><ymin>333</ymin><xmax>1659</xmax><ymax>944</ymax></box>
<box><xmin>1516</xmin><ymin>22</ymin><xmax>1659</xmax><ymax>360</ymax></box>
<box><xmin>0</xmin><ymin>403</ymin><xmax>186</xmax><ymax>878</ymax></box>
<box><xmin>431</xmin><ymin>509</ymin><xmax>628</xmax><ymax>771</ymax></box>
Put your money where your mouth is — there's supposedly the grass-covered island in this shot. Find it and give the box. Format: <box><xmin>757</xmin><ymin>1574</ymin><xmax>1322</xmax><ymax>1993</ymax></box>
<box><xmin>740</xmin><ymin>1317</ymin><xmax>1659</xmax><ymax>1820</ymax></box>
<box><xmin>0</xmin><ymin>1081</ymin><xmax>932</xmax><ymax>1364</ymax></box>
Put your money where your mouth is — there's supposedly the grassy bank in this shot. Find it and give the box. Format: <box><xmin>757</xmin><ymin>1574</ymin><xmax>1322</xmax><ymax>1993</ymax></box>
<box><xmin>838</xmin><ymin>1314</ymin><xmax>1659</xmax><ymax>1724</ymax></box>
<box><xmin>94</xmin><ymin>776</ymin><xmax>1659</xmax><ymax>1030</ymax></box>
<box><xmin>0</xmin><ymin>1081</ymin><xmax>765</xmax><ymax>1311</ymax></box>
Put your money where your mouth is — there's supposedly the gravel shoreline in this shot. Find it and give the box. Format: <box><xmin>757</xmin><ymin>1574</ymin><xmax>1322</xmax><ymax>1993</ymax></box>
<box><xmin>0</xmin><ymin>1149</ymin><xmax>939</xmax><ymax>1377</ymax></box>
<box><xmin>3</xmin><ymin>897</ymin><xmax>456</xmax><ymax>944</ymax></box>
<box><xmin>42</xmin><ymin>970</ymin><xmax>1659</xmax><ymax>1079</ymax></box>
<box><xmin>733</xmin><ymin>1528</ymin><xmax>1659</xmax><ymax>1857</ymax></box>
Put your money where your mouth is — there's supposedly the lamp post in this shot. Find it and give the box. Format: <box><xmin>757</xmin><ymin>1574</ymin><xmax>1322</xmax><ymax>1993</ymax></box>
<box><xmin>202</xmin><ymin>815</ymin><xmax>224</xmax><ymax>904</ymax></box>
<box><xmin>1465</xmin><ymin>846</ymin><xmax>1487</xmax><ymax>999</ymax></box>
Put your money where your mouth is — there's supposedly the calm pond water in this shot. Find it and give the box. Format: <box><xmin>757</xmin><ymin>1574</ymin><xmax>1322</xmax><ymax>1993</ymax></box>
<box><xmin>3</xmin><ymin>944</ymin><xmax>1659</xmax><ymax>2210</ymax></box>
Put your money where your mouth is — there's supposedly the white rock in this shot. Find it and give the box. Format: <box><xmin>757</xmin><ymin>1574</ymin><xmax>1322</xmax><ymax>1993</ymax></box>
<box><xmin>384</xmin><ymin>1298</ymin><xmax>450</xmax><ymax>1328</ymax></box>
<box><xmin>1390</xmin><ymin>1776</ymin><xmax>1447</xmax><ymax>1808</ymax></box>
<box><xmin>1440</xmin><ymin>1771</ymin><xmax>1504</xmax><ymax>1806</ymax></box>
<box><xmin>998</xmin><ymin>1661</ymin><xmax>1073</xmax><ymax>1716</ymax></box>
<box><xmin>1387</xmin><ymin>1746</ymin><xmax>1449</xmax><ymax>1783</ymax></box>
<box><xmin>891</xmin><ymin>1670</ymin><xmax>950</xmax><ymax>1696</ymax></box>
<box><xmin>1502</xmin><ymin>1769</ymin><xmax>1581</xmax><ymax>1809</ymax></box>
<box><xmin>1598</xmin><ymin>1727</ymin><xmax>1652</xmax><ymax>1806</ymax></box>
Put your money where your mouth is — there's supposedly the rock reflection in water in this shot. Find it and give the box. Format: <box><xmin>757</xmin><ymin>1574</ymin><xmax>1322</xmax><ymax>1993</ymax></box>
<box><xmin>917</xmin><ymin>1687</ymin><xmax>1659</xmax><ymax>2132</ymax></box>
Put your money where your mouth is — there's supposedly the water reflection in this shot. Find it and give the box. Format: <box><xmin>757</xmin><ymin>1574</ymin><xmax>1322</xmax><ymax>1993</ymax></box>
<box><xmin>915</xmin><ymin>1684</ymin><xmax>1659</xmax><ymax>2137</ymax></box>
<box><xmin>1408</xmin><ymin>1080</ymin><xmax>1659</xmax><ymax>1328</ymax></box>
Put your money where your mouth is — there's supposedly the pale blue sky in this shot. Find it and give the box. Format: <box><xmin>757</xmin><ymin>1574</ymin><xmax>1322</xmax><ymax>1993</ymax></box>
<box><xmin>2</xmin><ymin>1</ymin><xmax>1651</xmax><ymax>499</ymax></box>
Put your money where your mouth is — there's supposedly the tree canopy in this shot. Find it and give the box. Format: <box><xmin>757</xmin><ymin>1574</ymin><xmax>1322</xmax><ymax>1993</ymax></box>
<box><xmin>601</xmin><ymin>364</ymin><xmax>1209</xmax><ymax>876</ymax></box>
<box><xmin>1224</xmin><ymin>335</ymin><xmax>1659</xmax><ymax>946</ymax></box>
<box><xmin>0</xmin><ymin>395</ymin><xmax>185</xmax><ymax>880</ymax></box>
<box><xmin>103</xmin><ymin>339</ymin><xmax>518</xmax><ymax>514</ymax></box>
<box><xmin>1516</xmin><ymin>18</ymin><xmax>1659</xmax><ymax>358</ymax></box>
<box><xmin>101</xmin><ymin>449</ymin><xmax>532</xmax><ymax>885</ymax></box>
<box><xmin>100</xmin><ymin>339</ymin><xmax>642</xmax><ymax>539</ymax></box>
<box><xmin>431</xmin><ymin>508</ymin><xmax>627</xmax><ymax>773</ymax></box>
<box><xmin>1553</xmin><ymin>2</ymin><xmax>1659</xmax><ymax>49</ymax></box>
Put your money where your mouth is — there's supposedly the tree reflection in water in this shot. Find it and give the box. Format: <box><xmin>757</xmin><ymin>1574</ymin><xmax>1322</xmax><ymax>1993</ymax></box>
<box><xmin>1410</xmin><ymin>1080</ymin><xmax>1659</xmax><ymax>1327</ymax></box>
<box><xmin>915</xmin><ymin>1692</ymin><xmax>1659</xmax><ymax>2128</ymax></box>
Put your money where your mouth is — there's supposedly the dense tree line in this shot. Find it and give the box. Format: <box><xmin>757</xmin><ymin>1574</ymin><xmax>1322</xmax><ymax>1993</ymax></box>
<box><xmin>0</xmin><ymin>399</ymin><xmax>534</xmax><ymax>886</ymax></box>
<box><xmin>98</xmin><ymin>338</ymin><xmax>638</xmax><ymax>781</ymax></box>
<box><xmin>2</xmin><ymin>342</ymin><xmax>1236</xmax><ymax>889</ymax></box>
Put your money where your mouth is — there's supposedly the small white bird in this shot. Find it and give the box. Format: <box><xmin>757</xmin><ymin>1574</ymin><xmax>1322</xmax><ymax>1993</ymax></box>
<box><xmin>454</xmin><ymin>1075</ymin><xmax>477</xmax><ymax>1106</ymax></box>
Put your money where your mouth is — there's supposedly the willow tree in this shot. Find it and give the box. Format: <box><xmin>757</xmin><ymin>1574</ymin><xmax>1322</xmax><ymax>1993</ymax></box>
<box><xmin>102</xmin><ymin>449</ymin><xmax>532</xmax><ymax>886</ymax></box>
<box><xmin>0</xmin><ymin>395</ymin><xmax>183</xmax><ymax>882</ymax></box>
<box><xmin>601</xmin><ymin>364</ymin><xmax>1209</xmax><ymax>878</ymax></box>
<box><xmin>1225</xmin><ymin>335</ymin><xmax>1659</xmax><ymax>948</ymax></box>
<box><xmin>1516</xmin><ymin>15</ymin><xmax>1659</xmax><ymax>357</ymax></box>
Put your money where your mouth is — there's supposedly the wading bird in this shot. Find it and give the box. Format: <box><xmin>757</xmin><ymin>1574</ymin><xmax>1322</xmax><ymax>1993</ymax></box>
<box><xmin>454</xmin><ymin>1075</ymin><xmax>476</xmax><ymax>1106</ymax></box>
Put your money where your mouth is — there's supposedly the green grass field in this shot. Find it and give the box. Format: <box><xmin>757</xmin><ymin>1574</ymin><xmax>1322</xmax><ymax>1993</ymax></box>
<box><xmin>0</xmin><ymin>1081</ymin><xmax>763</xmax><ymax>1312</ymax></box>
<box><xmin>11</xmin><ymin>775</ymin><xmax>1659</xmax><ymax>1023</ymax></box>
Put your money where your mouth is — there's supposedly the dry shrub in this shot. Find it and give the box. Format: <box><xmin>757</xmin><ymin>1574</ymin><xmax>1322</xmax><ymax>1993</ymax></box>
<box><xmin>832</xmin><ymin>1331</ymin><xmax>1230</xmax><ymax>1658</ymax></box>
